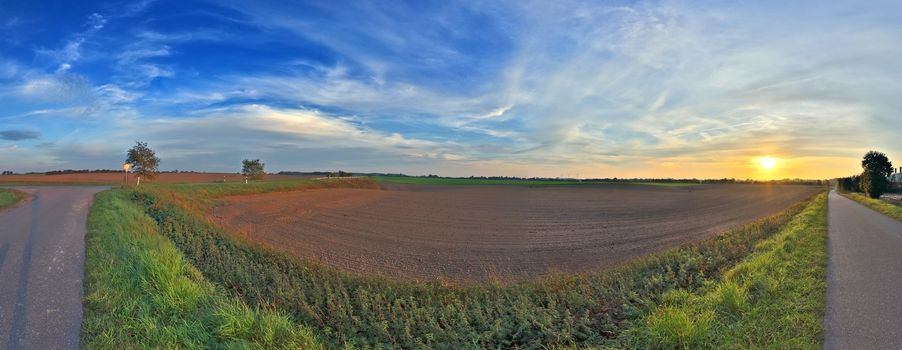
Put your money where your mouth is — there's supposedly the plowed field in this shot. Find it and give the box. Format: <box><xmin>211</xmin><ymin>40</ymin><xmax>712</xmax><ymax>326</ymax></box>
<box><xmin>211</xmin><ymin>184</ymin><xmax>822</xmax><ymax>280</ymax></box>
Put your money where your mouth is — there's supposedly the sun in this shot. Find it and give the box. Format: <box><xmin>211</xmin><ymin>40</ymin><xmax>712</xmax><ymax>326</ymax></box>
<box><xmin>759</xmin><ymin>157</ymin><xmax>777</xmax><ymax>170</ymax></box>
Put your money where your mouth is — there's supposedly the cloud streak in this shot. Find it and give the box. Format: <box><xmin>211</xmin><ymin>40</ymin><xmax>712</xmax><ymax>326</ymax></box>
<box><xmin>1</xmin><ymin>129</ymin><xmax>41</xmax><ymax>141</ymax></box>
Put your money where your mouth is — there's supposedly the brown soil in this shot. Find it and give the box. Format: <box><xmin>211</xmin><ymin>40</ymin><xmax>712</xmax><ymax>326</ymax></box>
<box><xmin>0</xmin><ymin>172</ymin><xmax>306</xmax><ymax>184</ymax></box>
<box><xmin>211</xmin><ymin>184</ymin><xmax>822</xmax><ymax>281</ymax></box>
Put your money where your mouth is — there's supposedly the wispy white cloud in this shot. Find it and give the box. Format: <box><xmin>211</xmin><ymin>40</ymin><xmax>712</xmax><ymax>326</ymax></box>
<box><xmin>34</xmin><ymin>13</ymin><xmax>106</xmax><ymax>68</ymax></box>
<box><xmin>99</xmin><ymin>0</ymin><xmax>898</xmax><ymax>178</ymax></box>
<box><xmin>106</xmin><ymin>104</ymin><xmax>466</xmax><ymax>166</ymax></box>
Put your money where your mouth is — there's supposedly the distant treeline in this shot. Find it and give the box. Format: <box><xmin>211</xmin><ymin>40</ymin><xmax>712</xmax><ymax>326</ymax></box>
<box><xmin>398</xmin><ymin>174</ymin><xmax>829</xmax><ymax>186</ymax></box>
<box><xmin>836</xmin><ymin>173</ymin><xmax>900</xmax><ymax>195</ymax></box>
<box><xmin>42</xmin><ymin>169</ymin><xmax>211</xmax><ymax>175</ymax></box>
<box><xmin>45</xmin><ymin>169</ymin><xmax>121</xmax><ymax>175</ymax></box>
<box><xmin>278</xmin><ymin>171</ymin><xmax>403</xmax><ymax>177</ymax></box>
<box><xmin>836</xmin><ymin>175</ymin><xmax>861</xmax><ymax>193</ymax></box>
<box><xmin>278</xmin><ymin>171</ymin><xmax>827</xmax><ymax>185</ymax></box>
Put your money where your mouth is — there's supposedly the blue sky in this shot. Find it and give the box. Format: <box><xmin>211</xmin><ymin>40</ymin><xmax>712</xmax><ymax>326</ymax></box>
<box><xmin>1</xmin><ymin>0</ymin><xmax>900</xmax><ymax>178</ymax></box>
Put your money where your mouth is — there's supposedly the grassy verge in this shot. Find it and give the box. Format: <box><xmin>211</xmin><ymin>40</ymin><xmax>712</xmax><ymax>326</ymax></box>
<box><xmin>841</xmin><ymin>192</ymin><xmax>902</xmax><ymax>222</ymax></box>
<box><xmin>620</xmin><ymin>192</ymin><xmax>828</xmax><ymax>349</ymax></box>
<box><xmin>0</xmin><ymin>188</ymin><xmax>27</xmax><ymax>210</ymax></box>
<box><xmin>81</xmin><ymin>189</ymin><xmax>325</xmax><ymax>349</ymax></box>
<box><xmin>375</xmin><ymin>175</ymin><xmax>699</xmax><ymax>187</ymax></box>
<box><xmin>130</xmin><ymin>179</ymin><xmax>822</xmax><ymax>348</ymax></box>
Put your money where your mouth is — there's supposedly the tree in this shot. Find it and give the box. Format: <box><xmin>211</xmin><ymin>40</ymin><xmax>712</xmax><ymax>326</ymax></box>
<box><xmin>241</xmin><ymin>159</ymin><xmax>265</xmax><ymax>181</ymax></box>
<box><xmin>126</xmin><ymin>141</ymin><xmax>160</xmax><ymax>186</ymax></box>
<box><xmin>860</xmin><ymin>150</ymin><xmax>893</xmax><ymax>198</ymax></box>
<box><xmin>862</xmin><ymin>151</ymin><xmax>894</xmax><ymax>177</ymax></box>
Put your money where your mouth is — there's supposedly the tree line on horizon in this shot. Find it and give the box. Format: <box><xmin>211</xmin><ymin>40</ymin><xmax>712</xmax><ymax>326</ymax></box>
<box><xmin>11</xmin><ymin>142</ymin><xmax>885</xmax><ymax>191</ymax></box>
<box><xmin>376</xmin><ymin>174</ymin><xmax>830</xmax><ymax>186</ymax></box>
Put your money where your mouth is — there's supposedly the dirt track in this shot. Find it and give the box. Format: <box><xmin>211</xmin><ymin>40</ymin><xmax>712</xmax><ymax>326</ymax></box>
<box><xmin>212</xmin><ymin>184</ymin><xmax>822</xmax><ymax>280</ymax></box>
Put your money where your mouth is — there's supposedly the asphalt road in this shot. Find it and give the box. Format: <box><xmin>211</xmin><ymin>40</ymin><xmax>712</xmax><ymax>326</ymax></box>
<box><xmin>0</xmin><ymin>187</ymin><xmax>107</xmax><ymax>350</ymax></box>
<box><xmin>825</xmin><ymin>191</ymin><xmax>902</xmax><ymax>349</ymax></box>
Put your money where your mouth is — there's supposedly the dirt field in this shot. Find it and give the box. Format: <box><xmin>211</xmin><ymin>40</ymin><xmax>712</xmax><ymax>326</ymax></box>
<box><xmin>211</xmin><ymin>184</ymin><xmax>822</xmax><ymax>280</ymax></box>
<box><xmin>0</xmin><ymin>172</ymin><xmax>305</xmax><ymax>184</ymax></box>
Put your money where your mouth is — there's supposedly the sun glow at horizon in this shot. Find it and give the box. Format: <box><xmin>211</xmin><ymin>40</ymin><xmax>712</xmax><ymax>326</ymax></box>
<box><xmin>759</xmin><ymin>157</ymin><xmax>777</xmax><ymax>170</ymax></box>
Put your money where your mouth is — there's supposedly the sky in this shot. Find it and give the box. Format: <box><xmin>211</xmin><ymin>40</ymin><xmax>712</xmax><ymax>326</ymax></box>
<box><xmin>1</xmin><ymin>0</ymin><xmax>900</xmax><ymax>179</ymax></box>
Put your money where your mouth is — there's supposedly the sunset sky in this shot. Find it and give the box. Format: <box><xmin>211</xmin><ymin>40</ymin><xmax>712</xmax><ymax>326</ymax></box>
<box><xmin>1</xmin><ymin>0</ymin><xmax>900</xmax><ymax>179</ymax></box>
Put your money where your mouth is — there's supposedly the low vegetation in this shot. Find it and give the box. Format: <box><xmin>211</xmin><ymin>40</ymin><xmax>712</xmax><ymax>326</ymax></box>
<box><xmin>81</xmin><ymin>190</ymin><xmax>325</xmax><ymax>349</ymax></box>
<box><xmin>125</xmin><ymin>178</ymin><xmax>821</xmax><ymax>348</ymax></box>
<box><xmin>841</xmin><ymin>192</ymin><xmax>902</xmax><ymax>222</ymax></box>
<box><xmin>0</xmin><ymin>188</ymin><xmax>27</xmax><ymax>210</ymax></box>
<box><xmin>620</xmin><ymin>192</ymin><xmax>828</xmax><ymax>349</ymax></box>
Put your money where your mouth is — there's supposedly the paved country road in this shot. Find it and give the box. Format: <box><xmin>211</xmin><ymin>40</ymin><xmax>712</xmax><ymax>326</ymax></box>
<box><xmin>0</xmin><ymin>187</ymin><xmax>107</xmax><ymax>350</ymax></box>
<box><xmin>825</xmin><ymin>191</ymin><xmax>902</xmax><ymax>349</ymax></box>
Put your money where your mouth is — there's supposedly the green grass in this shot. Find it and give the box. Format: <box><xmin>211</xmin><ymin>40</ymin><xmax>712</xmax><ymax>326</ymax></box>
<box><xmin>81</xmin><ymin>189</ymin><xmax>326</xmax><ymax>349</ymax></box>
<box><xmin>621</xmin><ymin>192</ymin><xmax>828</xmax><ymax>349</ymax></box>
<box><xmin>375</xmin><ymin>175</ymin><xmax>700</xmax><ymax>187</ymax></box>
<box><xmin>0</xmin><ymin>188</ymin><xmax>27</xmax><ymax>210</ymax></box>
<box><xmin>126</xmin><ymin>179</ymin><xmax>821</xmax><ymax>349</ymax></box>
<box><xmin>841</xmin><ymin>192</ymin><xmax>902</xmax><ymax>222</ymax></box>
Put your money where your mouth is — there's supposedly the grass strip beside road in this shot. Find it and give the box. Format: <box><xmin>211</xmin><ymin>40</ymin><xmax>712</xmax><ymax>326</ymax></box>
<box><xmin>0</xmin><ymin>188</ymin><xmax>27</xmax><ymax>210</ymax></box>
<box><xmin>132</xmin><ymin>179</ymin><xmax>822</xmax><ymax>349</ymax></box>
<box><xmin>620</xmin><ymin>192</ymin><xmax>828</xmax><ymax>349</ymax></box>
<box><xmin>841</xmin><ymin>192</ymin><xmax>902</xmax><ymax>222</ymax></box>
<box><xmin>81</xmin><ymin>189</ymin><xmax>325</xmax><ymax>349</ymax></box>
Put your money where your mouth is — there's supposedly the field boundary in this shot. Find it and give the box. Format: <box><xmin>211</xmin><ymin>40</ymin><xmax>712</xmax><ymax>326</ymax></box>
<box><xmin>130</xmin><ymin>179</ymin><xmax>823</xmax><ymax>348</ymax></box>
